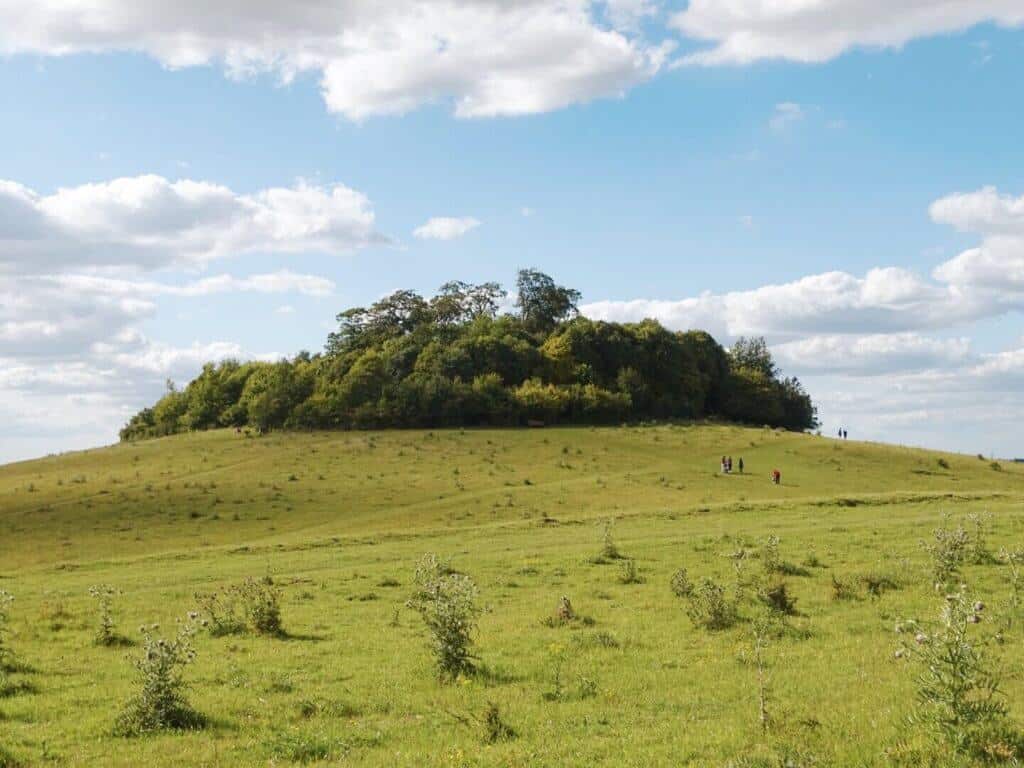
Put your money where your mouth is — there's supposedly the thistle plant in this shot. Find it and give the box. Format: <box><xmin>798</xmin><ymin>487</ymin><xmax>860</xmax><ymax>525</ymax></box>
<box><xmin>966</xmin><ymin>512</ymin><xmax>996</xmax><ymax>565</ymax></box>
<box><xmin>88</xmin><ymin>584</ymin><xmax>120</xmax><ymax>646</ymax></box>
<box><xmin>670</xmin><ymin>568</ymin><xmax>693</xmax><ymax>599</ymax></box>
<box><xmin>685</xmin><ymin>578</ymin><xmax>738</xmax><ymax>631</ymax></box>
<box><xmin>237</xmin><ymin>577</ymin><xmax>283</xmax><ymax>636</ymax></box>
<box><xmin>996</xmin><ymin>549</ymin><xmax>1023</xmax><ymax>639</ymax></box>
<box><xmin>407</xmin><ymin>553</ymin><xmax>481</xmax><ymax>681</ymax></box>
<box><xmin>600</xmin><ymin>519</ymin><xmax>621</xmax><ymax>560</ymax></box>
<box><xmin>0</xmin><ymin>590</ymin><xmax>14</xmax><ymax>673</ymax></box>
<box><xmin>194</xmin><ymin>587</ymin><xmax>245</xmax><ymax>637</ymax></box>
<box><xmin>114</xmin><ymin>616</ymin><xmax>204</xmax><ymax>736</ymax></box>
<box><xmin>920</xmin><ymin>514</ymin><xmax>970</xmax><ymax>590</ymax></box>
<box><xmin>897</xmin><ymin>587</ymin><xmax>1010</xmax><ymax>756</ymax></box>
<box><xmin>761</xmin><ymin>535</ymin><xmax>781</xmax><ymax>575</ymax></box>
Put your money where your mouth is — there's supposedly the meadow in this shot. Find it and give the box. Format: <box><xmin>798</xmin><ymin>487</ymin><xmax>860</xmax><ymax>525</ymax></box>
<box><xmin>0</xmin><ymin>424</ymin><xmax>1022</xmax><ymax>766</ymax></box>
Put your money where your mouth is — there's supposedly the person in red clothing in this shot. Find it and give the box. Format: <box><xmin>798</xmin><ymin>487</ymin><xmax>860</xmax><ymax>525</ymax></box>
<box><xmin>771</xmin><ymin>469</ymin><xmax>781</xmax><ymax>485</ymax></box>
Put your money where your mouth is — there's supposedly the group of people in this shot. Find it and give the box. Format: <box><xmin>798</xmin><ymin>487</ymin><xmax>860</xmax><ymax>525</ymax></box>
<box><xmin>720</xmin><ymin>456</ymin><xmax>744</xmax><ymax>474</ymax></box>
<box><xmin>838</xmin><ymin>427</ymin><xmax>849</xmax><ymax>440</ymax></box>
<box><xmin>720</xmin><ymin>455</ymin><xmax>782</xmax><ymax>485</ymax></box>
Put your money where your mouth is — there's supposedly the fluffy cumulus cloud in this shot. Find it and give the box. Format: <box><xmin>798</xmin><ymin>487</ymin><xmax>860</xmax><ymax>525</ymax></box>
<box><xmin>413</xmin><ymin>216</ymin><xmax>481</xmax><ymax>241</ymax></box>
<box><xmin>0</xmin><ymin>172</ymin><xmax>365</xmax><ymax>462</ymax></box>
<box><xmin>582</xmin><ymin>186</ymin><xmax>1024</xmax><ymax>454</ymax></box>
<box><xmin>0</xmin><ymin>175</ymin><xmax>381</xmax><ymax>273</ymax></box>
<box><xmin>672</xmin><ymin>0</ymin><xmax>1024</xmax><ymax>65</ymax></box>
<box><xmin>0</xmin><ymin>0</ymin><xmax>673</xmax><ymax>120</ymax></box>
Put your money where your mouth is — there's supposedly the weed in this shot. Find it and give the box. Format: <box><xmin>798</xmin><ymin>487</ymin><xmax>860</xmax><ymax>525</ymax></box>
<box><xmin>600</xmin><ymin>519</ymin><xmax>622</xmax><ymax>561</ymax></box>
<box><xmin>618</xmin><ymin>559</ymin><xmax>644</xmax><ymax>584</ymax></box>
<box><xmin>966</xmin><ymin>512</ymin><xmax>997</xmax><ymax>565</ymax></box>
<box><xmin>194</xmin><ymin>587</ymin><xmax>245</xmax><ymax>637</ymax></box>
<box><xmin>481</xmin><ymin>702</ymin><xmax>516</xmax><ymax>743</ymax></box>
<box><xmin>685</xmin><ymin>578</ymin><xmax>738</xmax><ymax>631</ymax></box>
<box><xmin>88</xmin><ymin>584</ymin><xmax>125</xmax><ymax>646</ymax></box>
<box><xmin>830</xmin><ymin>575</ymin><xmax>858</xmax><ymax>601</ymax></box>
<box><xmin>758</xmin><ymin>580</ymin><xmax>797</xmax><ymax>616</ymax></box>
<box><xmin>407</xmin><ymin>553</ymin><xmax>481</xmax><ymax>681</ymax></box>
<box><xmin>920</xmin><ymin>514</ymin><xmax>970</xmax><ymax>590</ymax></box>
<box><xmin>670</xmin><ymin>568</ymin><xmax>693</xmax><ymax>598</ymax></box>
<box><xmin>0</xmin><ymin>591</ymin><xmax>13</xmax><ymax>674</ymax></box>
<box><xmin>114</xmin><ymin>617</ymin><xmax>204</xmax><ymax>736</ymax></box>
<box><xmin>896</xmin><ymin>588</ymin><xmax>1016</xmax><ymax>758</ymax></box>
<box><xmin>237</xmin><ymin>577</ymin><xmax>284</xmax><ymax>635</ymax></box>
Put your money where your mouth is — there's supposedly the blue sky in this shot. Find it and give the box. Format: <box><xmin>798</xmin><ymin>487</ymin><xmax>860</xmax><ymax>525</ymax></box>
<box><xmin>1</xmin><ymin>1</ymin><xmax>1023</xmax><ymax>462</ymax></box>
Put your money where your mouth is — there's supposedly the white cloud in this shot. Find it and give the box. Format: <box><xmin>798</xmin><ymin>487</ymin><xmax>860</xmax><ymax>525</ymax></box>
<box><xmin>413</xmin><ymin>216</ymin><xmax>481</xmax><ymax>241</ymax></box>
<box><xmin>0</xmin><ymin>1</ymin><xmax>673</xmax><ymax>120</ymax></box>
<box><xmin>0</xmin><ymin>175</ymin><xmax>382</xmax><ymax>273</ymax></box>
<box><xmin>275</xmin><ymin>304</ymin><xmax>296</xmax><ymax>315</ymax></box>
<box><xmin>672</xmin><ymin>0</ymin><xmax>1024</xmax><ymax>65</ymax></box>
<box><xmin>773</xmin><ymin>333</ymin><xmax>972</xmax><ymax>376</ymax></box>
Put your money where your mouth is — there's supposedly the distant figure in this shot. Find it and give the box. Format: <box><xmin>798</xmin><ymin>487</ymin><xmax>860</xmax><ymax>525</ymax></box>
<box><xmin>771</xmin><ymin>469</ymin><xmax>781</xmax><ymax>485</ymax></box>
<box><xmin>721</xmin><ymin>456</ymin><xmax>727</xmax><ymax>474</ymax></box>
<box><xmin>738</xmin><ymin>457</ymin><xmax>744</xmax><ymax>474</ymax></box>
<box><xmin>727</xmin><ymin>456</ymin><xmax>733</xmax><ymax>473</ymax></box>
<box><xmin>843</xmin><ymin>429</ymin><xmax>848</xmax><ymax>440</ymax></box>
<box><xmin>838</xmin><ymin>427</ymin><xmax>843</xmax><ymax>438</ymax></box>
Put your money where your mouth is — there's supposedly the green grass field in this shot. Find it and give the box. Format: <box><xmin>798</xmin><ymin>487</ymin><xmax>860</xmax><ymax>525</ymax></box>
<box><xmin>0</xmin><ymin>425</ymin><xmax>1022</xmax><ymax>766</ymax></box>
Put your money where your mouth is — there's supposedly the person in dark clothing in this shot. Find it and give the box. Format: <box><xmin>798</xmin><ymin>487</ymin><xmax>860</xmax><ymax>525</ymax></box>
<box><xmin>738</xmin><ymin>457</ymin><xmax>744</xmax><ymax>474</ymax></box>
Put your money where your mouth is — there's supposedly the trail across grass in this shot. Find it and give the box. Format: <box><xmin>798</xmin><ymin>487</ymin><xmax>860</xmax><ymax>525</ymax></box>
<box><xmin>0</xmin><ymin>426</ymin><xmax>1021</xmax><ymax>765</ymax></box>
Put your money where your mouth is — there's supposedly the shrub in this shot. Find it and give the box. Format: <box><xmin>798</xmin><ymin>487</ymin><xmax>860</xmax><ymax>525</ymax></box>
<box><xmin>237</xmin><ymin>577</ymin><xmax>284</xmax><ymax>636</ymax></box>
<box><xmin>553</xmin><ymin>595</ymin><xmax>575</xmax><ymax>624</ymax></box>
<box><xmin>966</xmin><ymin>512</ymin><xmax>997</xmax><ymax>565</ymax></box>
<box><xmin>937</xmin><ymin>458</ymin><xmax>950</xmax><ymax>470</ymax></box>
<box><xmin>88</xmin><ymin>584</ymin><xmax>122</xmax><ymax>646</ymax></box>
<box><xmin>761</xmin><ymin>535</ymin><xmax>781</xmax><ymax>575</ymax></box>
<box><xmin>0</xmin><ymin>591</ymin><xmax>13</xmax><ymax>673</ymax></box>
<box><xmin>830</xmin><ymin>575</ymin><xmax>858</xmax><ymax>601</ymax></box>
<box><xmin>920</xmin><ymin>515</ymin><xmax>970</xmax><ymax>590</ymax></box>
<box><xmin>685</xmin><ymin>578</ymin><xmax>738</xmax><ymax>631</ymax></box>
<box><xmin>481</xmin><ymin>702</ymin><xmax>516</xmax><ymax>744</ymax></box>
<box><xmin>407</xmin><ymin>553</ymin><xmax>481</xmax><ymax>680</ymax></box>
<box><xmin>194</xmin><ymin>587</ymin><xmax>245</xmax><ymax>637</ymax></box>
<box><xmin>860</xmin><ymin>571</ymin><xmax>901</xmax><ymax>598</ymax></box>
<box><xmin>114</xmin><ymin>617</ymin><xmax>204</xmax><ymax>736</ymax></box>
<box><xmin>758</xmin><ymin>580</ymin><xmax>797</xmax><ymax>616</ymax></box>
<box><xmin>618</xmin><ymin>559</ymin><xmax>644</xmax><ymax>585</ymax></box>
<box><xmin>670</xmin><ymin>568</ymin><xmax>693</xmax><ymax>598</ymax></box>
<box><xmin>897</xmin><ymin>588</ymin><xmax>1015</xmax><ymax>759</ymax></box>
<box><xmin>600</xmin><ymin>519</ymin><xmax>621</xmax><ymax>561</ymax></box>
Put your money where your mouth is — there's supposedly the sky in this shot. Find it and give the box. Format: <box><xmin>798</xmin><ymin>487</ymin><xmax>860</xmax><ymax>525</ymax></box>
<box><xmin>1</xmin><ymin>0</ymin><xmax>1023</xmax><ymax>463</ymax></box>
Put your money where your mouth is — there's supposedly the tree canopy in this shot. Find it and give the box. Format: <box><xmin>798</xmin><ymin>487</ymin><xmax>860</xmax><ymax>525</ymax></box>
<box><xmin>121</xmin><ymin>270</ymin><xmax>817</xmax><ymax>440</ymax></box>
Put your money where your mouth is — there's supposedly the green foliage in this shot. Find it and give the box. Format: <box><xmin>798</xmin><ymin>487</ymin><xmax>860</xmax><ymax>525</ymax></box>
<box><xmin>897</xmin><ymin>588</ymin><xmax>1015</xmax><ymax>759</ymax></box>
<box><xmin>758</xmin><ymin>580</ymin><xmax>798</xmax><ymax>616</ymax></box>
<box><xmin>195</xmin><ymin>577</ymin><xmax>283</xmax><ymax>636</ymax></box>
<box><xmin>88</xmin><ymin>584</ymin><xmax>122</xmax><ymax>646</ymax></box>
<box><xmin>407</xmin><ymin>554</ymin><xmax>481</xmax><ymax>681</ymax></box>
<box><xmin>685</xmin><ymin>578</ymin><xmax>738</xmax><ymax>631</ymax></box>
<box><xmin>921</xmin><ymin>515</ymin><xmax>971</xmax><ymax>590</ymax></box>
<box><xmin>481</xmin><ymin>701</ymin><xmax>516</xmax><ymax>744</ymax></box>
<box><xmin>0</xmin><ymin>590</ymin><xmax>13</xmax><ymax>674</ymax></box>
<box><xmin>120</xmin><ymin>272</ymin><xmax>817</xmax><ymax>440</ymax></box>
<box><xmin>618</xmin><ymin>559</ymin><xmax>644</xmax><ymax>584</ymax></box>
<box><xmin>670</xmin><ymin>568</ymin><xmax>694</xmax><ymax>598</ymax></box>
<box><xmin>114</xmin><ymin>618</ymin><xmax>204</xmax><ymax>736</ymax></box>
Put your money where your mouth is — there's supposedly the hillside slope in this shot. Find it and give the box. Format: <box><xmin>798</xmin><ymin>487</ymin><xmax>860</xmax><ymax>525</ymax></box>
<box><xmin>1</xmin><ymin>425</ymin><xmax>1020</xmax><ymax>570</ymax></box>
<box><xmin>1</xmin><ymin>426</ymin><xmax>1022</xmax><ymax>767</ymax></box>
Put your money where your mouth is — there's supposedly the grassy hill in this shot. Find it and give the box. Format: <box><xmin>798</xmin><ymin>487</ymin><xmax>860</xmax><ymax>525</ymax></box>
<box><xmin>1</xmin><ymin>425</ymin><xmax>1022</xmax><ymax>766</ymax></box>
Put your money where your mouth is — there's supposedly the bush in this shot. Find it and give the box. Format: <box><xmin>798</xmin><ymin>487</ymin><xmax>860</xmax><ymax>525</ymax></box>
<box><xmin>481</xmin><ymin>702</ymin><xmax>516</xmax><ymax>744</ymax></box>
<box><xmin>685</xmin><ymin>578</ymin><xmax>738</xmax><ymax>631</ymax></box>
<box><xmin>114</xmin><ymin>617</ymin><xmax>204</xmax><ymax>736</ymax></box>
<box><xmin>897</xmin><ymin>588</ymin><xmax>1015</xmax><ymax>758</ymax></box>
<box><xmin>238</xmin><ymin>577</ymin><xmax>284</xmax><ymax>636</ymax></box>
<box><xmin>194</xmin><ymin>587</ymin><xmax>246</xmax><ymax>637</ymax></box>
<box><xmin>0</xmin><ymin>591</ymin><xmax>13</xmax><ymax>673</ymax></box>
<box><xmin>407</xmin><ymin>554</ymin><xmax>481</xmax><ymax>680</ymax></box>
<box><xmin>670</xmin><ymin>568</ymin><xmax>693</xmax><ymax>598</ymax></box>
<box><xmin>830</xmin><ymin>575</ymin><xmax>858</xmax><ymax>601</ymax></box>
<box><xmin>758</xmin><ymin>580</ymin><xmax>797</xmax><ymax>616</ymax></box>
<box><xmin>618</xmin><ymin>559</ymin><xmax>644</xmax><ymax>584</ymax></box>
<box><xmin>88</xmin><ymin>584</ymin><xmax>123</xmax><ymax>646</ymax></box>
<box><xmin>921</xmin><ymin>515</ymin><xmax>970</xmax><ymax>590</ymax></box>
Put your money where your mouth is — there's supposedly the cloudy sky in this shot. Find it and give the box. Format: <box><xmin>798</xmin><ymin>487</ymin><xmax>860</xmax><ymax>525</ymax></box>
<box><xmin>2</xmin><ymin>1</ymin><xmax>1023</xmax><ymax>463</ymax></box>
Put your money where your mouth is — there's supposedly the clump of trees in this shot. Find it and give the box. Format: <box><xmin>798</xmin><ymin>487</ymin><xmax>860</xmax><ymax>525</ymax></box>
<box><xmin>120</xmin><ymin>270</ymin><xmax>816</xmax><ymax>440</ymax></box>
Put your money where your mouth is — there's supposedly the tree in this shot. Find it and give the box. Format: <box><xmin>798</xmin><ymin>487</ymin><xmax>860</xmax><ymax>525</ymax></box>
<box><xmin>515</xmin><ymin>269</ymin><xmax>581</xmax><ymax>333</ymax></box>
<box><xmin>326</xmin><ymin>290</ymin><xmax>431</xmax><ymax>355</ymax></box>
<box><xmin>431</xmin><ymin>281</ymin><xmax>506</xmax><ymax>325</ymax></box>
<box><xmin>729</xmin><ymin>336</ymin><xmax>777</xmax><ymax>379</ymax></box>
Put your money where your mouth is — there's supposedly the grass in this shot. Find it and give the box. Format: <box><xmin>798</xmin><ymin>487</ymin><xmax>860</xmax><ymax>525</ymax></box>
<box><xmin>0</xmin><ymin>424</ymin><xmax>1022</xmax><ymax>765</ymax></box>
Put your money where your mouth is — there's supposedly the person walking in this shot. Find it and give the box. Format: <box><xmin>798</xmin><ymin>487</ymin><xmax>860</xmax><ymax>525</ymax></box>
<box><xmin>738</xmin><ymin>457</ymin><xmax>744</xmax><ymax>474</ymax></box>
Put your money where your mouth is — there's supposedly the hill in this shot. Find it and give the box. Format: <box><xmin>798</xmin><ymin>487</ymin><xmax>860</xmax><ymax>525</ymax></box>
<box><xmin>0</xmin><ymin>425</ymin><xmax>1022</xmax><ymax>766</ymax></box>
